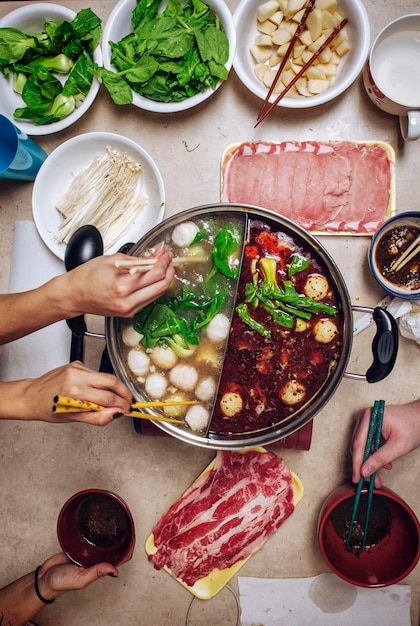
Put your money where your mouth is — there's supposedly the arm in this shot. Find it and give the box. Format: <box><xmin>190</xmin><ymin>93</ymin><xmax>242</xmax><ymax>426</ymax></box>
<box><xmin>351</xmin><ymin>399</ymin><xmax>420</xmax><ymax>487</ymax></box>
<box><xmin>0</xmin><ymin>553</ymin><xmax>119</xmax><ymax>626</ymax></box>
<box><xmin>0</xmin><ymin>361</ymin><xmax>132</xmax><ymax>425</ymax></box>
<box><xmin>0</xmin><ymin>247</ymin><xmax>174</xmax><ymax>345</ymax></box>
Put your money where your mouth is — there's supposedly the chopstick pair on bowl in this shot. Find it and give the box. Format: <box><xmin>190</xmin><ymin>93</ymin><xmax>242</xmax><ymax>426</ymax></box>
<box><xmin>52</xmin><ymin>395</ymin><xmax>199</xmax><ymax>425</ymax></box>
<box><xmin>392</xmin><ymin>235</ymin><xmax>420</xmax><ymax>273</ymax></box>
<box><xmin>345</xmin><ymin>399</ymin><xmax>385</xmax><ymax>552</ymax></box>
<box><xmin>255</xmin><ymin>0</ymin><xmax>348</xmax><ymax>127</ymax></box>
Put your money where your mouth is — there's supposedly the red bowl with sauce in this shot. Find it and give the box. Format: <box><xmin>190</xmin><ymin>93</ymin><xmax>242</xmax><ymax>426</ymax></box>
<box><xmin>369</xmin><ymin>211</ymin><xmax>420</xmax><ymax>300</ymax></box>
<box><xmin>317</xmin><ymin>483</ymin><xmax>420</xmax><ymax>587</ymax></box>
<box><xmin>57</xmin><ymin>489</ymin><xmax>136</xmax><ymax>567</ymax></box>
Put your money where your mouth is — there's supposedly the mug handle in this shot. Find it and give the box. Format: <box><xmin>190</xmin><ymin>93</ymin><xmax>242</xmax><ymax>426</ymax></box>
<box><xmin>400</xmin><ymin>110</ymin><xmax>420</xmax><ymax>141</ymax></box>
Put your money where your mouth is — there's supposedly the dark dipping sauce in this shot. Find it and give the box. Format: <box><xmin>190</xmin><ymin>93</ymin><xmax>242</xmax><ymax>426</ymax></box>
<box><xmin>375</xmin><ymin>224</ymin><xmax>420</xmax><ymax>291</ymax></box>
<box><xmin>330</xmin><ymin>494</ymin><xmax>392</xmax><ymax>552</ymax></box>
<box><xmin>209</xmin><ymin>217</ymin><xmax>343</xmax><ymax>437</ymax></box>
<box><xmin>76</xmin><ymin>494</ymin><xmax>129</xmax><ymax>548</ymax></box>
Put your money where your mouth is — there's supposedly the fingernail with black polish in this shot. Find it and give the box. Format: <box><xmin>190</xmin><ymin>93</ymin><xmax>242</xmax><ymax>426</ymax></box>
<box><xmin>113</xmin><ymin>412</ymin><xmax>124</xmax><ymax>419</ymax></box>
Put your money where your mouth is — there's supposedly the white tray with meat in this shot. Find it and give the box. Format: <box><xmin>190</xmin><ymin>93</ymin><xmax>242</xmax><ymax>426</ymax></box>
<box><xmin>221</xmin><ymin>140</ymin><xmax>395</xmax><ymax>235</ymax></box>
<box><xmin>145</xmin><ymin>447</ymin><xmax>303</xmax><ymax>599</ymax></box>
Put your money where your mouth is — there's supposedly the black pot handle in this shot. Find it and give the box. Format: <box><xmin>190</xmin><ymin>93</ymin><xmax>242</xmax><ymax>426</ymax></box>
<box><xmin>345</xmin><ymin>306</ymin><xmax>399</xmax><ymax>383</ymax></box>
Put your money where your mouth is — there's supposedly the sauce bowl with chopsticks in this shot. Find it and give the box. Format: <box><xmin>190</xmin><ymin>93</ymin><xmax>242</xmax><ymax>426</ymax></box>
<box><xmin>317</xmin><ymin>482</ymin><xmax>420</xmax><ymax>587</ymax></box>
<box><xmin>369</xmin><ymin>212</ymin><xmax>420</xmax><ymax>300</ymax></box>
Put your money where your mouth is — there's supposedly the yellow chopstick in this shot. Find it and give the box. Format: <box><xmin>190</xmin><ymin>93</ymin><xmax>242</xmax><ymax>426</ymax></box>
<box><xmin>52</xmin><ymin>396</ymin><xmax>197</xmax><ymax>419</ymax></box>
<box><xmin>124</xmin><ymin>412</ymin><xmax>186</xmax><ymax>424</ymax></box>
<box><xmin>53</xmin><ymin>396</ymin><xmax>104</xmax><ymax>412</ymax></box>
<box><xmin>131</xmin><ymin>400</ymin><xmax>199</xmax><ymax>409</ymax></box>
<box><xmin>255</xmin><ymin>18</ymin><xmax>348</xmax><ymax>127</ymax></box>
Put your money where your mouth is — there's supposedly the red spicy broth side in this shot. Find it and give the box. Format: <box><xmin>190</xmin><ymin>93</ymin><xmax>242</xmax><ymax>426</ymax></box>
<box><xmin>209</xmin><ymin>217</ymin><xmax>344</xmax><ymax>438</ymax></box>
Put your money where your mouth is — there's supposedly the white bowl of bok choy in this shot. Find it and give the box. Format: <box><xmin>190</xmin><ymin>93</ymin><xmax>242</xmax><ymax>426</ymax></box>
<box><xmin>101</xmin><ymin>0</ymin><xmax>236</xmax><ymax>113</ymax></box>
<box><xmin>0</xmin><ymin>3</ymin><xmax>103</xmax><ymax>135</ymax></box>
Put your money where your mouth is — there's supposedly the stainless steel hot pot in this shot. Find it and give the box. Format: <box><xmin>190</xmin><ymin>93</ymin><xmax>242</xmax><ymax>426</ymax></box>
<box><xmin>106</xmin><ymin>204</ymin><xmax>398</xmax><ymax>449</ymax></box>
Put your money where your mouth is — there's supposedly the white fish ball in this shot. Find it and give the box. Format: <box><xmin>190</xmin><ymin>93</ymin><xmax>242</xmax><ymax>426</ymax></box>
<box><xmin>169</xmin><ymin>364</ymin><xmax>198</xmax><ymax>391</ymax></box>
<box><xmin>280</xmin><ymin>380</ymin><xmax>306</xmax><ymax>406</ymax></box>
<box><xmin>185</xmin><ymin>405</ymin><xmax>210</xmax><ymax>431</ymax></box>
<box><xmin>127</xmin><ymin>347</ymin><xmax>150</xmax><ymax>376</ymax></box>
<box><xmin>145</xmin><ymin>373</ymin><xmax>168</xmax><ymax>399</ymax></box>
<box><xmin>171</xmin><ymin>221</ymin><xmax>199</xmax><ymax>248</ymax></box>
<box><xmin>149</xmin><ymin>345</ymin><xmax>178</xmax><ymax>369</ymax></box>
<box><xmin>313</xmin><ymin>319</ymin><xmax>338</xmax><ymax>343</ymax></box>
<box><xmin>122</xmin><ymin>324</ymin><xmax>143</xmax><ymax>347</ymax></box>
<box><xmin>220</xmin><ymin>392</ymin><xmax>243</xmax><ymax>417</ymax></box>
<box><xmin>206</xmin><ymin>313</ymin><xmax>230</xmax><ymax>343</ymax></box>
<box><xmin>304</xmin><ymin>274</ymin><xmax>329</xmax><ymax>301</ymax></box>
<box><xmin>195</xmin><ymin>377</ymin><xmax>217</xmax><ymax>402</ymax></box>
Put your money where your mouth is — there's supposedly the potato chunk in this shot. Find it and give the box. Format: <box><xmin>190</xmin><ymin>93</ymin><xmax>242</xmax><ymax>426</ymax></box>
<box><xmin>250</xmin><ymin>0</ymin><xmax>350</xmax><ymax>99</ymax></box>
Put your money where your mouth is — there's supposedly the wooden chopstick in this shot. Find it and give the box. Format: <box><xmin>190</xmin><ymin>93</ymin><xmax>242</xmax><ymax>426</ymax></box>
<box><xmin>392</xmin><ymin>235</ymin><xmax>420</xmax><ymax>272</ymax></box>
<box><xmin>255</xmin><ymin>18</ymin><xmax>348</xmax><ymax>127</ymax></box>
<box><xmin>114</xmin><ymin>256</ymin><xmax>207</xmax><ymax>274</ymax></box>
<box><xmin>114</xmin><ymin>258</ymin><xmax>158</xmax><ymax>268</ymax></box>
<box><xmin>257</xmin><ymin>0</ymin><xmax>315</xmax><ymax>121</ymax></box>
<box><xmin>345</xmin><ymin>400</ymin><xmax>384</xmax><ymax>552</ymax></box>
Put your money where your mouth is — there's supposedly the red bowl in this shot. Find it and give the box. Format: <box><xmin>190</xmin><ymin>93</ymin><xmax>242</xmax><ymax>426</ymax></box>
<box><xmin>57</xmin><ymin>489</ymin><xmax>136</xmax><ymax>568</ymax></box>
<box><xmin>317</xmin><ymin>483</ymin><xmax>420</xmax><ymax>587</ymax></box>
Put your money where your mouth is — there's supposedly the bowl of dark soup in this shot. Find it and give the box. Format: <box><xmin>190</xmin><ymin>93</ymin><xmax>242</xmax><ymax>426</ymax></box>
<box><xmin>317</xmin><ymin>483</ymin><xmax>420</xmax><ymax>587</ymax></box>
<box><xmin>369</xmin><ymin>212</ymin><xmax>420</xmax><ymax>300</ymax></box>
<box><xmin>57</xmin><ymin>489</ymin><xmax>135</xmax><ymax>567</ymax></box>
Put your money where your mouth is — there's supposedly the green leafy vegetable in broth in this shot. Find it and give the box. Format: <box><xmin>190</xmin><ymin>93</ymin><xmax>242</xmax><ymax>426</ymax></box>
<box><xmin>239</xmin><ymin>256</ymin><xmax>337</xmax><ymax>336</ymax></box>
<box><xmin>134</xmin><ymin>288</ymin><xmax>227</xmax><ymax>357</ymax></box>
<box><xmin>0</xmin><ymin>9</ymin><xmax>101</xmax><ymax>125</ymax></box>
<box><xmin>96</xmin><ymin>0</ymin><xmax>229</xmax><ymax>104</ymax></box>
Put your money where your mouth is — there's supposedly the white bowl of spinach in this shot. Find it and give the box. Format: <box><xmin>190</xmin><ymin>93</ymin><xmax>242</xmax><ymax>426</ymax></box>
<box><xmin>101</xmin><ymin>0</ymin><xmax>236</xmax><ymax>112</ymax></box>
<box><xmin>0</xmin><ymin>3</ymin><xmax>103</xmax><ymax>135</ymax></box>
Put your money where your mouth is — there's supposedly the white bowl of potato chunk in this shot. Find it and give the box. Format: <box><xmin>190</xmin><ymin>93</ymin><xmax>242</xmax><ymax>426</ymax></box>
<box><xmin>233</xmin><ymin>0</ymin><xmax>369</xmax><ymax>108</ymax></box>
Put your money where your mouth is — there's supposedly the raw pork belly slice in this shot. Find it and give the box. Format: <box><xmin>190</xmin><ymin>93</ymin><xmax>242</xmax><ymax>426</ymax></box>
<box><xmin>221</xmin><ymin>141</ymin><xmax>394</xmax><ymax>234</ymax></box>
<box><xmin>149</xmin><ymin>449</ymin><xmax>294</xmax><ymax>587</ymax></box>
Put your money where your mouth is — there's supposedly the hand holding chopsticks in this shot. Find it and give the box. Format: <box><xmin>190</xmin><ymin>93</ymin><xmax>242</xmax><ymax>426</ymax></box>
<box><xmin>345</xmin><ymin>400</ymin><xmax>385</xmax><ymax>552</ymax></box>
<box><xmin>52</xmin><ymin>395</ymin><xmax>200</xmax><ymax>425</ymax></box>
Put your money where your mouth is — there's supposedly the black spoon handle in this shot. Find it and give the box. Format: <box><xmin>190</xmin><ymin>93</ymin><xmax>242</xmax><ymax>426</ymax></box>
<box><xmin>66</xmin><ymin>315</ymin><xmax>87</xmax><ymax>363</ymax></box>
<box><xmin>69</xmin><ymin>332</ymin><xmax>84</xmax><ymax>362</ymax></box>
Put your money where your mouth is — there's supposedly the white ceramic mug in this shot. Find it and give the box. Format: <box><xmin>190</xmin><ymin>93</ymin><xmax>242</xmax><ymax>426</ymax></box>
<box><xmin>363</xmin><ymin>14</ymin><xmax>420</xmax><ymax>141</ymax></box>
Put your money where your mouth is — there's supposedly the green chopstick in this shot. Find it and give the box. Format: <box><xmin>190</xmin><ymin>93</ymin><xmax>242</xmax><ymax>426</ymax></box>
<box><xmin>345</xmin><ymin>400</ymin><xmax>385</xmax><ymax>552</ymax></box>
<box><xmin>361</xmin><ymin>400</ymin><xmax>385</xmax><ymax>551</ymax></box>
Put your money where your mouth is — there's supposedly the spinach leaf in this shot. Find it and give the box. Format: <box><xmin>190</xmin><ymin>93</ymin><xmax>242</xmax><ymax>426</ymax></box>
<box><xmin>99</xmin><ymin>0</ymin><xmax>230</xmax><ymax>104</ymax></box>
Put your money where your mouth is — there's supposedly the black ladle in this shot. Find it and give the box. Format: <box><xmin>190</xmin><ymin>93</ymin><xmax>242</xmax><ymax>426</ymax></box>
<box><xmin>64</xmin><ymin>225</ymin><xmax>104</xmax><ymax>362</ymax></box>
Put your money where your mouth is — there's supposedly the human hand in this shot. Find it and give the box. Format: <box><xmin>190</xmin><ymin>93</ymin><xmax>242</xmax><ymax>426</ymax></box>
<box><xmin>59</xmin><ymin>245</ymin><xmax>175</xmax><ymax>319</ymax></box>
<box><xmin>35</xmin><ymin>553</ymin><xmax>121</xmax><ymax>602</ymax></box>
<box><xmin>351</xmin><ymin>400</ymin><xmax>420</xmax><ymax>487</ymax></box>
<box><xmin>14</xmin><ymin>361</ymin><xmax>132</xmax><ymax>425</ymax></box>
